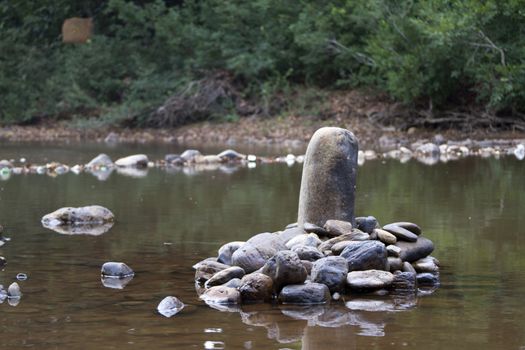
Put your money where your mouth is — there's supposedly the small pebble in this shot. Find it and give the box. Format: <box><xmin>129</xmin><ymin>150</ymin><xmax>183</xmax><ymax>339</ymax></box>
<box><xmin>16</xmin><ymin>273</ymin><xmax>28</xmax><ymax>281</ymax></box>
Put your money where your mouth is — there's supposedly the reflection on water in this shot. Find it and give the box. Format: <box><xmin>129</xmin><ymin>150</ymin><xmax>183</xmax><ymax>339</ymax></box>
<box><xmin>0</xmin><ymin>144</ymin><xmax>524</xmax><ymax>349</ymax></box>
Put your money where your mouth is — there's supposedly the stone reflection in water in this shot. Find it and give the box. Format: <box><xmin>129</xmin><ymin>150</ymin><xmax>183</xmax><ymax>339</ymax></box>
<box><xmin>87</xmin><ymin>167</ymin><xmax>114</xmax><ymax>181</ymax></box>
<box><xmin>42</xmin><ymin>222</ymin><xmax>114</xmax><ymax>236</ymax></box>
<box><xmin>116</xmin><ymin>167</ymin><xmax>148</xmax><ymax>178</ymax></box>
<box><xmin>100</xmin><ymin>275</ymin><xmax>134</xmax><ymax>289</ymax></box>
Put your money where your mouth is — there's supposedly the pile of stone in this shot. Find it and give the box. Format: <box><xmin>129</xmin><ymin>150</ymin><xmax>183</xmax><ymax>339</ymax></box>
<box><xmin>194</xmin><ymin>127</ymin><xmax>440</xmax><ymax>308</ymax></box>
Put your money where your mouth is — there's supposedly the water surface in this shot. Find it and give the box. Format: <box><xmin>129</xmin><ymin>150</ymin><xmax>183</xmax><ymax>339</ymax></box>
<box><xmin>0</xmin><ymin>143</ymin><xmax>524</xmax><ymax>349</ymax></box>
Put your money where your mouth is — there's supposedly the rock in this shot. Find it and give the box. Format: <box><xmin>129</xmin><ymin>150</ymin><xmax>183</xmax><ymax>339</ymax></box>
<box><xmin>413</xmin><ymin>256</ymin><xmax>439</xmax><ymax>273</ymax></box>
<box><xmin>402</xmin><ymin>261</ymin><xmax>417</xmax><ymax>274</ymax></box>
<box><xmin>279</xmin><ymin>283</ymin><xmax>331</xmax><ymax>304</ymax></box>
<box><xmin>279</xmin><ymin>227</ymin><xmax>305</xmax><ymax>243</ymax></box>
<box><xmin>42</xmin><ymin>205</ymin><xmax>114</xmax><ymax>226</ymax></box>
<box><xmin>375</xmin><ymin>229</ymin><xmax>397</xmax><ymax>245</ymax></box>
<box><xmin>355</xmin><ymin>216</ymin><xmax>379</xmax><ymax>234</ymax></box>
<box><xmin>180</xmin><ymin>149</ymin><xmax>202</xmax><ymax>162</ymax></box>
<box><xmin>386</xmin><ymin>245</ymin><xmax>402</xmax><ymax>257</ymax></box>
<box><xmin>318</xmin><ymin>231</ymin><xmax>369</xmax><ymax>253</ymax></box>
<box><xmin>195</xmin><ymin>155</ymin><xmax>221</xmax><ymax>164</ymax></box>
<box><xmin>194</xmin><ymin>260</ymin><xmax>230</xmax><ymax>282</ymax></box>
<box><xmin>323</xmin><ymin>219</ymin><xmax>353</xmax><ymax>237</ymax></box>
<box><xmin>115</xmin><ymin>154</ymin><xmax>149</xmax><ymax>168</ymax></box>
<box><xmin>223</xmin><ymin>278</ymin><xmax>242</xmax><ymax>289</ymax></box>
<box><xmin>192</xmin><ymin>257</ymin><xmax>218</xmax><ymax>269</ymax></box>
<box><xmin>386</xmin><ymin>222</ymin><xmax>422</xmax><ymax>235</ymax></box>
<box><xmin>0</xmin><ymin>160</ymin><xmax>13</xmax><ymax>169</ymax></box>
<box><xmin>157</xmin><ymin>296</ymin><xmax>185</xmax><ymax>317</ymax></box>
<box><xmin>395</xmin><ymin>237</ymin><xmax>434</xmax><ymax>262</ymax></box>
<box><xmin>382</xmin><ymin>224</ymin><xmax>418</xmax><ymax>242</ymax></box>
<box><xmin>311</xmin><ymin>256</ymin><xmax>348</xmax><ymax>293</ymax></box>
<box><xmin>231</xmin><ymin>232</ymin><xmax>287</xmax><ymax>273</ymax></box>
<box><xmin>285</xmin><ymin>222</ymin><xmax>298</xmax><ymax>229</ymax></box>
<box><xmin>165</xmin><ymin>154</ymin><xmax>183</xmax><ymax>165</ymax></box>
<box><xmin>205</xmin><ymin>266</ymin><xmax>246</xmax><ymax>288</ymax></box>
<box><xmin>217</xmin><ymin>241</ymin><xmax>245</xmax><ymax>265</ymax></box>
<box><xmin>291</xmin><ymin>245</ymin><xmax>323</xmax><ymax>262</ymax></box>
<box><xmin>388</xmin><ymin>257</ymin><xmax>403</xmax><ymax>272</ymax></box>
<box><xmin>86</xmin><ymin>154</ymin><xmax>114</xmax><ymax>169</ymax></box>
<box><xmin>217</xmin><ymin>149</ymin><xmax>245</xmax><ymax>162</ymax></box>
<box><xmin>7</xmin><ymin>282</ymin><xmax>22</xmax><ymax>298</ymax></box>
<box><xmin>346</xmin><ymin>270</ymin><xmax>394</xmax><ymax>290</ymax></box>
<box><xmin>261</xmin><ymin>251</ymin><xmax>307</xmax><ymax>291</ymax></box>
<box><xmin>340</xmin><ymin>241</ymin><xmax>388</xmax><ymax>272</ymax></box>
<box><xmin>200</xmin><ymin>286</ymin><xmax>241</xmax><ymax>305</ymax></box>
<box><xmin>101</xmin><ymin>275</ymin><xmax>133</xmax><ymax>289</ymax></box>
<box><xmin>416</xmin><ymin>143</ymin><xmax>440</xmax><ymax>157</ymax></box>
<box><xmin>239</xmin><ymin>273</ymin><xmax>274</xmax><ymax>302</ymax></box>
<box><xmin>101</xmin><ymin>262</ymin><xmax>134</xmax><ymax>278</ymax></box>
<box><xmin>330</xmin><ymin>241</ymin><xmax>354</xmax><ymax>255</ymax></box>
<box><xmin>303</xmin><ymin>222</ymin><xmax>329</xmax><ymax>236</ymax></box>
<box><xmin>416</xmin><ymin>273</ymin><xmax>440</xmax><ymax>286</ymax></box>
<box><xmin>285</xmin><ymin>233</ymin><xmax>321</xmax><ymax>249</ymax></box>
<box><xmin>391</xmin><ymin>271</ymin><xmax>417</xmax><ymax>292</ymax></box>
<box><xmin>297</xmin><ymin>127</ymin><xmax>358</xmax><ymax>228</ymax></box>
<box><xmin>301</xmin><ymin>260</ymin><xmax>313</xmax><ymax>275</ymax></box>
<box><xmin>0</xmin><ymin>256</ymin><xmax>6</xmax><ymax>267</ymax></box>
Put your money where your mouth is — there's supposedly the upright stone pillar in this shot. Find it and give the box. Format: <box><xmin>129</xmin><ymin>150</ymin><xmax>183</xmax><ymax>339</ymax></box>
<box><xmin>297</xmin><ymin>127</ymin><xmax>358</xmax><ymax>228</ymax></box>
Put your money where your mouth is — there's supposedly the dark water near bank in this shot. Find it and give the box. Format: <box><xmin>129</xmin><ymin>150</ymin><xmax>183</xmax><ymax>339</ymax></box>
<box><xmin>0</xmin><ymin>143</ymin><xmax>524</xmax><ymax>349</ymax></box>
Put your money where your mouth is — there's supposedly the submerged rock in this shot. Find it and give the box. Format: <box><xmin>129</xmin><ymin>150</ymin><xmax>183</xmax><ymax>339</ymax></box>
<box><xmin>297</xmin><ymin>127</ymin><xmax>358</xmax><ymax>228</ymax></box>
<box><xmin>101</xmin><ymin>262</ymin><xmax>134</xmax><ymax>278</ymax></box>
<box><xmin>340</xmin><ymin>241</ymin><xmax>388</xmax><ymax>272</ymax></box>
<box><xmin>375</xmin><ymin>229</ymin><xmax>397</xmax><ymax>245</ymax></box>
<box><xmin>115</xmin><ymin>154</ymin><xmax>148</xmax><ymax>168</ymax></box>
<box><xmin>391</xmin><ymin>271</ymin><xmax>417</xmax><ymax>292</ymax></box>
<box><xmin>157</xmin><ymin>296</ymin><xmax>185</xmax><ymax>317</ymax></box>
<box><xmin>41</xmin><ymin>205</ymin><xmax>114</xmax><ymax>226</ymax></box>
<box><xmin>311</xmin><ymin>256</ymin><xmax>348</xmax><ymax>293</ymax></box>
<box><xmin>279</xmin><ymin>283</ymin><xmax>331</xmax><ymax>304</ymax></box>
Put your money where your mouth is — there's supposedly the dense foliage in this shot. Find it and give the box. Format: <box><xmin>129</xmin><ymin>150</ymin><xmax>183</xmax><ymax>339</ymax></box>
<box><xmin>1</xmin><ymin>0</ymin><xmax>524</xmax><ymax>126</ymax></box>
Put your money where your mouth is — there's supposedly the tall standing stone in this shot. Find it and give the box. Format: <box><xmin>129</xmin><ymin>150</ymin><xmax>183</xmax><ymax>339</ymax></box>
<box><xmin>298</xmin><ymin>127</ymin><xmax>358</xmax><ymax>228</ymax></box>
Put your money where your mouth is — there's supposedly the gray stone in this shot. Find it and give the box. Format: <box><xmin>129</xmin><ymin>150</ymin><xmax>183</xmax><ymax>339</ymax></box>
<box><xmin>402</xmin><ymin>261</ymin><xmax>417</xmax><ymax>274</ymax></box>
<box><xmin>217</xmin><ymin>241</ymin><xmax>244</xmax><ymax>265</ymax></box>
<box><xmin>180</xmin><ymin>149</ymin><xmax>202</xmax><ymax>162</ymax></box>
<box><xmin>416</xmin><ymin>273</ymin><xmax>440</xmax><ymax>286</ymax></box>
<box><xmin>157</xmin><ymin>296</ymin><xmax>185</xmax><ymax>317</ymax></box>
<box><xmin>318</xmin><ymin>231</ymin><xmax>369</xmax><ymax>253</ymax></box>
<box><xmin>262</xmin><ymin>251</ymin><xmax>307</xmax><ymax>291</ymax></box>
<box><xmin>279</xmin><ymin>227</ymin><xmax>306</xmax><ymax>243</ymax></box>
<box><xmin>382</xmin><ymin>224</ymin><xmax>418</xmax><ymax>242</ymax></box>
<box><xmin>223</xmin><ymin>278</ymin><xmax>242</xmax><ymax>289</ymax></box>
<box><xmin>7</xmin><ymin>282</ymin><xmax>21</xmax><ymax>298</ymax></box>
<box><xmin>375</xmin><ymin>229</ymin><xmax>397</xmax><ymax>245</ymax></box>
<box><xmin>303</xmin><ymin>222</ymin><xmax>329</xmax><ymax>236</ymax></box>
<box><xmin>231</xmin><ymin>232</ymin><xmax>287</xmax><ymax>273</ymax></box>
<box><xmin>194</xmin><ymin>260</ymin><xmax>230</xmax><ymax>282</ymax></box>
<box><xmin>387</xmin><ymin>222</ymin><xmax>422</xmax><ymax>235</ymax></box>
<box><xmin>297</xmin><ymin>127</ymin><xmax>358</xmax><ymax>228</ymax></box>
<box><xmin>217</xmin><ymin>149</ymin><xmax>245</xmax><ymax>162</ymax></box>
<box><xmin>311</xmin><ymin>256</ymin><xmax>348</xmax><ymax>293</ymax></box>
<box><xmin>165</xmin><ymin>154</ymin><xmax>183</xmax><ymax>165</ymax></box>
<box><xmin>200</xmin><ymin>286</ymin><xmax>241</xmax><ymax>305</ymax></box>
<box><xmin>331</xmin><ymin>241</ymin><xmax>354</xmax><ymax>255</ymax></box>
<box><xmin>323</xmin><ymin>220</ymin><xmax>353</xmax><ymax>237</ymax></box>
<box><xmin>195</xmin><ymin>155</ymin><xmax>221</xmax><ymax>164</ymax></box>
<box><xmin>301</xmin><ymin>260</ymin><xmax>313</xmax><ymax>275</ymax></box>
<box><xmin>340</xmin><ymin>241</ymin><xmax>388</xmax><ymax>272</ymax></box>
<box><xmin>86</xmin><ymin>154</ymin><xmax>114</xmax><ymax>168</ymax></box>
<box><xmin>391</xmin><ymin>271</ymin><xmax>417</xmax><ymax>292</ymax></box>
<box><xmin>416</xmin><ymin>143</ymin><xmax>440</xmax><ymax>157</ymax></box>
<box><xmin>346</xmin><ymin>270</ymin><xmax>394</xmax><ymax>290</ymax></box>
<box><xmin>413</xmin><ymin>256</ymin><xmax>439</xmax><ymax>273</ymax></box>
<box><xmin>285</xmin><ymin>233</ymin><xmax>321</xmax><ymax>249</ymax></box>
<box><xmin>279</xmin><ymin>283</ymin><xmax>331</xmax><ymax>304</ymax></box>
<box><xmin>386</xmin><ymin>245</ymin><xmax>402</xmax><ymax>257</ymax></box>
<box><xmin>192</xmin><ymin>257</ymin><xmax>218</xmax><ymax>269</ymax></box>
<box><xmin>355</xmin><ymin>216</ymin><xmax>379</xmax><ymax>234</ymax></box>
<box><xmin>291</xmin><ymin>245</ymin><xmax>324</xmax><ymax>261</ymax></box>
<box><xmin>388</xmin><ymin>257</ymin><xmax>403</xmax><ymax>272</ymax></box>
<box><xmin>205</xmin><ymin>266</ymin><xmax>245</xmax><ymax>288</ymax></box>
<box><xmin>101</xmin><ymin>262</ymin><xmax>134</xmax><ymax>278</ymax></box>
<box><xmin>115</xmin><ymin>154</ymin><xmax>149</xmax><ymax>168</ymax></box>
<box><xmin>42</xmin><ymin>205</ymin><xmax>114</xmax><ymax>226</ymax></box>
<box><xmin>239</xmin><ymin>273</ymin><xmax>274</xmax><ymax>302</ymax></box>
<box><xmin>395</xmin><ymin>237</ymin><xmax>435</xmax><ymax>262</ymax></box>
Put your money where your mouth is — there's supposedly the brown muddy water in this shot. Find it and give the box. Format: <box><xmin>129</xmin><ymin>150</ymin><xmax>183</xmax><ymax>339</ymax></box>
<box><xmin>0</xmin><ymin>142</ymin><xmax>524</xmax><ymax>349</ymax></box>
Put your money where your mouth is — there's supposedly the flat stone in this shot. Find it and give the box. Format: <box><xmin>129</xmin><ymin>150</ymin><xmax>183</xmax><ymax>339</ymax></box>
<box><xmin>205</xmin><ymin>266</ymin><xmax>245</xmax><ymax>288</ymax></box>
<box><xmin>387</xmin><ymin>222</ymin><xmax>422</xmax><ymax>235</ymax></box>
<box><xmin>318</xmin><ymin>231</ymin><xmax>369</xmax><ymax>253</ymax></box>
<box><xmin>375</xmin><ymin>229</ymin><xmax>397</xmax><ymax>245</ymax></box>
<box><xmin>262</xmin><ymin>251</ymin><xmax>307</xmax><ymax>291</ymax></box>
<box><xmin>340</xmin><ymin>241</ymin><xmax>388</xmax><ymax>272</ymax></box>
<box><xmin>297</xmin><ymin>127</ymin><xmax>358</xmax><ymax>228</ymax></box>
<box><xmin>346</xmin><ymin>270</ymin><xmax>394</xmax><ymax>290</ymax></box>
<box><xmin>200</xmin><ymin>286</ymin><xmax>241</xmax><ymax>305</ymax></box>
<box><xmin>239</xmin><ymin>273</ymin><xmax>274</xmax><ymax>302</ymax></box>
<box><xmin>180</xmin><ymin>149</ymin><xmax>202</xmax><ymax>162</ymax></box>
<box><xmin>279</xmin><ymin>227</ymin><xmax>306</xmax><ymax>243</ymax></box>
<box><xmin>217</xmin><ymin>241</ymin><xmax>244</xmax><ymax>265</ymax></box>
<box><xmin>86</xmin><ymin>154</ymin><xmax>113</xmax><ymax>168</ymax></box>
<box><xmin>330</xmin><ymin>241</ymin><xmax>354</xmax><ymax>255</ymax></box>
<box><xmin>217</xmin><ymin>149</ymin><xmax>245</xmax><ymax>162</ymax></box>
<box><xmin>194</xmin><ymin>260</ymin><xmax>230</xmax><ymax>282</ymax></box>
<box><xmin>101</xmin><ymin>262</ymin><xmax>134</xmax><ymax>278</ymax></box>
<box><xmin>413</xmin><ymin>256</ymin><xmax>439</xmax><ymax>273</ymax></box>
<box><xmin>291</xmin><ymin>245</ymin><xmax>324</xmax><ymax>262</ymax></box>
<box><xmin>115</xmin><ymin>154</ymin><xmax>149</xmax><ymax>168</ymax></box>
<box><xmin>279</xmin><ymin>283</ymin><xmax>331</xmax><ymax>304</ymax></box>
<box><xmin>42</xmin><ymin>205</ymin><xmax>114</xmax><ymax>226</ymax></box>
<box><xmin>355</xmin><ymin>216</ymin><xmax>379</xmax><ymax>234</ymax></box>
<box><xmin>388</xmin><ymin>257</ymin><xmax>403</xmax><ymax>272</ymax></box>
<box><xmin>285</xmin><ymin>233</ymin><xmax>321</xmax><ymax>249</ymax></box>
<box><xmin>323</xmin><ymin>220</ymin><xmax>353</xmax><ymax>237</ymax></box>
<box><xmin>395</xmin><ymin>237</ymin><xmax>435</xmax><ymax>262</ymax></box>
<box><xmin>157</xmin><ymin>296</ymin><xmax>185</xmax><ymax>317</ymax></box>
<box><xmin>382</xmin><ymin>224</ymin><xmax>418</xmax><ymax>242</ymax></box>
<box><xmin>303</xmin><ymin>222</ymin><xmax>329</xmax><ymax>236</ymax></box>
<box><xmin>386</xmin><ymin>245</ymin><xmax>402</xmax><ymax>257</ymax></box>
<box><xmin>311</xmin><ymin>256</ymin><xmax>348</xmax><ymax>293</ymax></box>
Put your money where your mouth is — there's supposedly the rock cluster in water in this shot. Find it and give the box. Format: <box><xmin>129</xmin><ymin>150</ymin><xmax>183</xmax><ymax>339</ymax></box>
<box><xmin>194</xmin><ymin>127</ymin><xmax>440</xmax><ymax>309</ymax></box>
